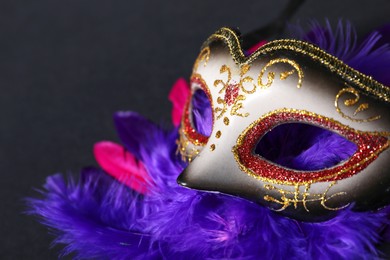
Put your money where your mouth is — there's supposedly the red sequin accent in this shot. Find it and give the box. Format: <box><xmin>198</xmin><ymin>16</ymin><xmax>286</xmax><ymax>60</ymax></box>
<box><xmin>182</xmin><ymin>75</ymin><xmax>212</xmax><ymax>145</ymax></box>
<box><xmin>224</xmin><ymin>83</ymin><xmax>240</xmax><ymax>106</ymax></box>
<box><xmin>236</xmin><ymin>111</ymin><xmax>389</xmax><ymax>184</ymax></box>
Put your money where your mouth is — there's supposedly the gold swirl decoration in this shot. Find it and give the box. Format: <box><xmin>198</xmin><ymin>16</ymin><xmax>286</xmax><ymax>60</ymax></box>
<box><xmin>193</xmin><ymin>47</ymin><xmax>210</xmax><ymax>73</ymax></box>
<box><xmin>335</xmin><ymin>87</ymin><xmax>381</xmax><ymax>122</ymax></box>
<box><xmin>213</xmin><ymin>64</ymin><xmax>253</xmax><ymax>119</ymax></box>
<box><xmin>202</xmin><ymin>27</ymin><xmax>390</xmax><ymax>103</ymax></box>
<box><xmin>258</xmin><ymin>58</ymin><xmax>303</xmax><ymax>89</ymax></box>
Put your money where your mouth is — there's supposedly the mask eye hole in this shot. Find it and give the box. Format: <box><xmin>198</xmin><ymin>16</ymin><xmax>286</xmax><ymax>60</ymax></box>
<box><xmin>255</xmin><ymin>123</ymin><xmax>357</xmax><ymax>171</ymax></box>
<box><xmin>181</xmin><ymin>75</ymin><xmax>213</xmax><ymax>146</ymax></box>
<box><xmin>191</xmin><ymin>89</ymin><xmax>213</xmax><ymax>137</ymax></box>
<box><xmin>234</xmin><ymin>109</ymin><xmax>389</xmax><ymax>185</ymax></box>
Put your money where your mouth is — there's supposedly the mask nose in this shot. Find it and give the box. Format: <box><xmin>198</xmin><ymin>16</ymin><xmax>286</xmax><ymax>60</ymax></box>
<box><xmin>177</xmin><ymin>147</ymin><xmax>223</xmax><ymax>192</ymax></box>
<box><xmin>176</xmin><ymin>142</ymin><xmax>262</xmax><ymax>199</ymax></box>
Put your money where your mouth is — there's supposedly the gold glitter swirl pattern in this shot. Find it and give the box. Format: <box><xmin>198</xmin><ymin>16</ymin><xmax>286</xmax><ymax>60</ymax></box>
<box><xmin>263</xmin><ymin>182</ymin><xmax>349</xmax><ymax>212</ymax></box>
<box><xmin>213</xmin><ymin>65</ymin><xmax>251</xmax><ymax>119</ymax></box>
<box><xmin>239</xmin><ymin>64</ymin><xmax>257</xmax><ymax>94</ymax></box>
<box><xmin>193</xmin><ymin>47</ymin><xmax>210</xmax><ymax>73</ymax></box>
<box><xmin>176</xmin><ymin>127</ymin><xmax>201</xmax><ymax>163</ymax></box>
<box><xmin>258</xmin><ymin>58</ymin><xmax>303</xmax><ymax>89</ymax></box>
<box><xmin>202</xmin><ymin>27</ymin><xmax>390</xmax><ymax>103</ymax></box>
<box><xmin>215</xmin><ymin>97</ymin><xmax>228</xmax><ymax>120</ymax></box>
<box><xmin>214</xmin><ymin>65</ymin><xmax>232</xmax><ymax>94</ymax></box>
<box><xmin>335</xmin><ymin>87</ymin><xmax>381</xmax><ymax>122</ymax></box>
<box><xmin>212</xmin><ymin>59</ymin><xmax>301</xmax><ymax>120</ymax></box>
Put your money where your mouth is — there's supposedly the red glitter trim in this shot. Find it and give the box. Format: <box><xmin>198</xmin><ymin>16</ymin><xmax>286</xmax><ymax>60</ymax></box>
<box><xmin>182</xmin><ymin>75</ymin><xmax>213</xmax><ymax>145</ymax></box>
<box><xmin>235</xmin><ymin>110</ymin><xmax>389</xmax><ymax>184</ymax></box>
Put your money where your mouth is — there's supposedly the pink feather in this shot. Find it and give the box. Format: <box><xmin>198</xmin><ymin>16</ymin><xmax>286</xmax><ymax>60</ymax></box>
<box><xmin>246</xmin><ymin>40</ymin><xmax>267</xmax><ymax>55</ymax></box>
<box><xmin>168</xmin><ymin>78</ymin><xmax>190</xmax><ymax>127</ymax></box>
<box><xmin>93</xmin><ymin>141</ymin><xmax>151</xmax><ymax>194</ymax></box>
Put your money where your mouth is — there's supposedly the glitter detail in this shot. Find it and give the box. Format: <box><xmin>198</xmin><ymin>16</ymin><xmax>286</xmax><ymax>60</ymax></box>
<box><xmin>213</xmin><ymin>64</ymin><xmax>254</xmax><ymax>119</ymax></box>
<box><xmin>215</xmin><ymin>97</ymin><xmax>228</xmax><ymax>120</ymax></box>
<box><xmin>233</xmin><ymin>109</ymin><xmax>390</xmax><ymax>185</ymax></box>
<box><xmin>230</xmin><ymin>95</ymin><xmax>249</xmax><ymax>117</ymax></box>
<box><xmin>214</xmin><ymin>65</ymin><xmax>232</xmax><ymax>95</ymax></box>
<box><xmin>223</xmin><ymin>117</ymin><xmax>230</xmax><ymax>125</ymax></box>
<box><xmin>176</xmin><ymin>127</ymin><xmax>200</xmax><ymax>163</ymax></box>
<box><xmin>210</xmin><ymin>144</ymin><xmax>216</xmax><ymax>151</ymax></box>
<box><xmin>239</xmin><ymin>64</ymin><xmax>256</xmax><ymax>94</ymax></box>
<box><xmin>335</xmin><ymin>87</ymin><xmax>381</xmax><ymax>122</ymax></box>
<box><xmin>215</xmin><ymin>131</ymin><xmax>222</xmax><ymax>138</ymax></box>
<box><xmin>182</xmin><ymin>74</ymin><xmax>213</xmax><ymax>146</ymax></box>
<box><xmin>258</xmin><ymin>58</ymin><xmax>303</xmax><ymax>89</ymax></box>
<box><xmin>193</xmin><ymin>47</ymin><xmax>210</xmax><ymax>73</ymax></box>
<box><xmin>202</xmin><ymin>27</ymin><xmax>390</xmax><ymax>103</ymax></box>
<box><xmin>212</xmin><ymin>58</ymin><xmax>302</xmax><ymax>120</ymax></box>
<box><xmin>263</xmin><ymin>181</ymin><xmax>348</xmax><ymax>212</ymax></box>
<box><xmin>224</xmin><ymin>84</ymin><xmax>240</xmax><ymax>105</ymax></box>
<box><xmin>354</xmin><ymin>103</ymin><xmax>369</xmax><ymax>116</ymax></box>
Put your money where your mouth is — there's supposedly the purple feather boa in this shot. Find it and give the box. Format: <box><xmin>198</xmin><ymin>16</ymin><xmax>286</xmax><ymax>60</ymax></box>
<box><xmin>28</xmin><ymin>21</ymin><xmax>390</xmax><ymax>259</ymax></box>
<box><xmin>28</xmin><ymin>123</ymin><xmax>390</xmax><ymax>259</ymax></box>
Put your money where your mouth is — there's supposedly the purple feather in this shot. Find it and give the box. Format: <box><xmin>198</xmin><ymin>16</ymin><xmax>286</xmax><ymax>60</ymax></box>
<box><xmin>289</xmin><ymin>20</ymin><xmax>390</xmax><ymax>85</ymax></box>
<box><xmin>28</xmin><ymin>121</ymin><xmax>390</xmax><ymax>259</ymax></box>
<box><xmin>27</xmin><ymin>170</ymin><xmax>158</xmax><ymax>259</ymax></box>
<box><xmin>191</xmin><ymin>89</ymin><xmax>213</xmax><ymax>137</ymax></box>
<box><xmin>114</xmin><ymin>111</ymin><xmax>161</xmax><ymax>160</ymax></box>
<box><xmin>28</xmin><ymin>21</ymin><xmax>390</xmax><ymax>259</ymax></box>
<box><xmin>255</xmin><ymin>123</ymin><xmax>357</xmax><ymax>171</ymax></box>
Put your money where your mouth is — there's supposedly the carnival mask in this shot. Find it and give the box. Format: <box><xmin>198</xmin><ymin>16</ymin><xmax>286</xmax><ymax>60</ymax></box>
<box><xmin>177</xmin><ymin>27</ymin><xmax>390</xmax><ymax>221</ymax></box>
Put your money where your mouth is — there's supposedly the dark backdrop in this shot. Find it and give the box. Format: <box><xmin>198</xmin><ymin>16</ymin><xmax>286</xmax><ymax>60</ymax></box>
<box><xmin>1</xmin><ymin>0</ymin><xmax>389</xmax><ymax>258</ymax></box>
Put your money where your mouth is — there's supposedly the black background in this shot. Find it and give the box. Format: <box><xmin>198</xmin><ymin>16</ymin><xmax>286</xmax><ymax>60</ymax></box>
<box><xmin>1</xmin><ymin>0</ymin><xmax>389</xmax><ymax>258</ymax></box>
